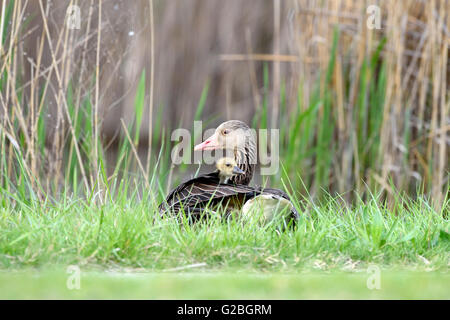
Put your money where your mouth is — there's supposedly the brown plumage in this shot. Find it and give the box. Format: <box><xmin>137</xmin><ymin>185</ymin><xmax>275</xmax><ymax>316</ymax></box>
<box><xmin>159</xmin><ymin>175</ymin><xmax>299</xmax><ymax>222</ymax></box>
<box><xmin>158</xmin><ymin>158</ymin><xmax>258</xmax><ymax>220</ymax></box>
<box><xmin>159</xmin><ymin>159</ymin><xmax>299</xmax><ymax>222</ymax></box>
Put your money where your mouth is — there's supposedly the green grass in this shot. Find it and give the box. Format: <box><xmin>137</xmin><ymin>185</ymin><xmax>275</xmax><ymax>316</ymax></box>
<box><xmin>1</xmin><ymin>176</ymin><xmax>448</xmax><ymax>300</ymax></box>
<box><xmin>0</xmin><ymin>191</ymin><xmax>448</xmax><ymax>273</ymax></box>
<box><xmin>1</xmin><ymin>270</ymin><xmax>449</xmax><ymax>299</ymax></box>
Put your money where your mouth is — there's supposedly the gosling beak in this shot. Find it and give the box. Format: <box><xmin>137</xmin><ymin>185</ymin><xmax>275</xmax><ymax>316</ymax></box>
<box><xmin>194</xmin><ymin>132</ymin><xmax>219</xmax><ymax>151</ymax></box>
<box><xmin>233</xmin><ymin>166</ymin><xmax>245</xmax><ymax>175</ymax></box>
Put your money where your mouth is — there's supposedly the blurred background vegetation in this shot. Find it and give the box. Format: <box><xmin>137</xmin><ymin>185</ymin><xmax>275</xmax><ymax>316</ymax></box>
<box><xmin>0</xmin><ymin>0</ymin><xmax>448</xmax><ymax>208</ymax></box>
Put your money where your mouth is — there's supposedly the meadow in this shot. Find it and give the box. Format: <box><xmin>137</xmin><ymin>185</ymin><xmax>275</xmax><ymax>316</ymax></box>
<box><xmin>0</xmin><ymin>0</ymin><xmax>449</xmax><ymax>299</ymax></box>
<box><xmin>1</xmin><ymin>184</ymin><xmax>448</xmax><ymax>298</ymax></box>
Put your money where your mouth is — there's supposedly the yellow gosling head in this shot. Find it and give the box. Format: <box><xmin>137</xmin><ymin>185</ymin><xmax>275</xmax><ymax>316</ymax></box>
<box><xmin>216</xmin><ymin>157</ymin><xmax>245</xmax><ymax>184</ymax></box>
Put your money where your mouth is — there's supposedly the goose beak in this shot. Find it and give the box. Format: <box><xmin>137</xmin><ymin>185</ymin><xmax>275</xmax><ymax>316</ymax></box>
<box><xmin>194</xmin><ymin>132</ymin><xmax>219</xmax><ymax>151</ymax></box>
<box><xmin>233</xmin><ymin>166</ymin><xmax>245</xmax><ymax>175</ymax></box>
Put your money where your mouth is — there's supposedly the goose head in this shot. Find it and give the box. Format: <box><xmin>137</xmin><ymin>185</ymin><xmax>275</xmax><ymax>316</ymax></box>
<box><xmin>194</xmin><ymin>120</ymin><xmax>256</xmax><ymax>184</ymax></box>
<box><xmin>216</xmin><ymin>157</ymin><xmax>245</xmax><ymax>184</ymax></box>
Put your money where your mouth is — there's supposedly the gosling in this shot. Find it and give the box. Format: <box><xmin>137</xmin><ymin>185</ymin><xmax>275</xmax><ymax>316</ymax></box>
<box><xmin>215</xmin><ymin>157</ymin><xmax>245</xmax><ymax>184</ymax></box>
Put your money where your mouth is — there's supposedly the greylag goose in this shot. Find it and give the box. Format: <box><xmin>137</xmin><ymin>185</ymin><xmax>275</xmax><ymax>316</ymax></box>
<box><xmin>160</xmin><ymin>120</ymin><xmax>299</xmax><ymax>223</ymax></box>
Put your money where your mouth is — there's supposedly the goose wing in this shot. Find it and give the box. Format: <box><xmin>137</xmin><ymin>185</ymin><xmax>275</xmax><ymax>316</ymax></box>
<box><xmin>176</xmin><ymin>183</ymin><xmax>258</xmax><ymax>209</ymax></box>
<box><xmin>159</xmin><ymin>172</ymin><xmax>259</xmax><ymax>214</ymax></box>
<box><xmin>159</xmin><ymin>171</ymin><xmax>218</xmax><ymax>212</ymax></box>
<box><xmin>162</xmin><ymin>172</ymin><xmax>219</xmax><ymax>204</ymax></box>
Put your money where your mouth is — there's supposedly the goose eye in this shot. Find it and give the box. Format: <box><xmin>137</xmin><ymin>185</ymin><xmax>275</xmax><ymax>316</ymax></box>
<box><xmin>222</xmin><ymin>129</ymin><xmax>229</xmax><ymax>135</ymax></box>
